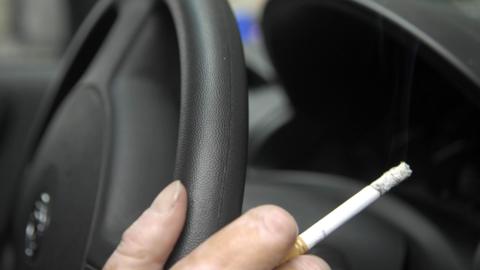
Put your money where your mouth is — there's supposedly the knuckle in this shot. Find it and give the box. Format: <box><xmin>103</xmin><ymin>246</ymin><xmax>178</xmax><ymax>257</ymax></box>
<box><xmin>116</xmin><ymin>222</ymin><xmax>149</xmax><ymax>260</ymax></box>
<box><xmin>250</xmin><ymin>205</ymin><xmax>297</xmax><ymax>239</ymax></box>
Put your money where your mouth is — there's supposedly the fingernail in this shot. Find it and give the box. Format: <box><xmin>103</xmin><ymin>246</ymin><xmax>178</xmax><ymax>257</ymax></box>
<box><xmin>151</xmin><ymin>180</ymin><xmax>182</xmax><ymax>213</ymax></box>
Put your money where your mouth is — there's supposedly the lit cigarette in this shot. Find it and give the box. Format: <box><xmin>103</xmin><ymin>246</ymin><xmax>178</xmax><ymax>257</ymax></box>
<box><xmin>282</xmin><ymin>162</ymin><xmax>412</xmax><ymax>263</ymax></box>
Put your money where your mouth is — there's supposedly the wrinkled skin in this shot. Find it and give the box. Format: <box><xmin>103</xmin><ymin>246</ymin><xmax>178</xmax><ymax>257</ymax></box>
<box><xmin>104</xmin><ymin>181</ymin><xmax>330</xmax><ymax>270</ymax></box>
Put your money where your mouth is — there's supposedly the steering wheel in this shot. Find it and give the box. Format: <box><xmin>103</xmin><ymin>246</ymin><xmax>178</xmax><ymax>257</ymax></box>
<box><xmin>11</xmin><ymin>0</ymin><xmax>247</xmax><ymax>269</ymax></box>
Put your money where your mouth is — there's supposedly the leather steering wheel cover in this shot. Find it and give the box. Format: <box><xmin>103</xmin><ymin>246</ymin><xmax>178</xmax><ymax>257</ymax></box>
<box><xmin>165</xmin><ymin>0</ymin><xmax>247</xmax><ymax>262</ymax></box>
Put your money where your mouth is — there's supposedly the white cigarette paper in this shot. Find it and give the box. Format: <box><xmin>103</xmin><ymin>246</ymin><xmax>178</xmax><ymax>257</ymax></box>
<box><xmin>300</xmin><ymin>162</ymin><xmax>412</xmax><ymax>249</ymax></box>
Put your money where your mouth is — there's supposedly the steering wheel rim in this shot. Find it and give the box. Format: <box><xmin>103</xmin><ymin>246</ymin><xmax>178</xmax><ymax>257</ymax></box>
<box><xmin>12</xmin><ymin>0</ymin><xmax>247</xmax><ymax>268</ymax></box>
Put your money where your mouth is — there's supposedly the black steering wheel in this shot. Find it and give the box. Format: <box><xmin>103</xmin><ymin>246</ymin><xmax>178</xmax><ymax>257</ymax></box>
<box><xmin>11</xmin><ymin>0</ymin><xmax>247</xmax><ymax>268</ymax></box>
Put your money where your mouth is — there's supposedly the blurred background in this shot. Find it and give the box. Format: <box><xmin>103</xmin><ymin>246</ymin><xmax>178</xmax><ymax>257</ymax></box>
<box><xmin>0</xmin><ymin>0</ymin><xmax>266</xmax><ymax>62</ymax></box>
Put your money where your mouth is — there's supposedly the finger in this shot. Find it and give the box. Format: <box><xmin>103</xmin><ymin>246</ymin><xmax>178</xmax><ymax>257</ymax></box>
<box><xmin>103</xmin><ymin>180</ymin><xmax>187</xmax><ymax>270</ymax></box>
<box><xmin>275</xmin><ymin>255</ymin><xmax>331</xmax><ymax>270</ymax></box>
<box><xmin>172</xmin><ymin>205</ymin><xmax>298</xmax><ymax>270</ymax></box>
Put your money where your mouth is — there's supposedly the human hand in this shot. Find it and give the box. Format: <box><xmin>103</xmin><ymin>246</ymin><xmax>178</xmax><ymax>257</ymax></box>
<box><xmin>104</xmin><ymin>180</ymin><xmax>330</xmax><ymax>270</ymax></box>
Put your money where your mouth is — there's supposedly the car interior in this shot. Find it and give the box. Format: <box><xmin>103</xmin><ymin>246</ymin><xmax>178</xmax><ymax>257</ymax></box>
<box><xmin>0</xmin><ymin>0</ymin><xmax>479</xmax><ymax>269</ymax></box>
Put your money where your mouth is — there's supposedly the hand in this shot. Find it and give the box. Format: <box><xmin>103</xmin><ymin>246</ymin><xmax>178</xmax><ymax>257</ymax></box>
<box><xmin>104</xmin><ymin>180</ymin><xmax>330</xmax><ymax>270</ymax></box>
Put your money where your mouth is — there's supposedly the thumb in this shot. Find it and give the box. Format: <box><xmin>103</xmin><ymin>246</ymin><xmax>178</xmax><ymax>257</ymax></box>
<box><xmin>104</xmin><ymin>180</ymin><xmax>187</xmax><ymax>270</ymax></box>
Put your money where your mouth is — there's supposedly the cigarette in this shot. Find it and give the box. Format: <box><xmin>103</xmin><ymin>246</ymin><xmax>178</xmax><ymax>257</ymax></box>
<box><xmin>281</xmin><ymin>162</ymin><xmax>412</xmax><ymax>263</ymax></box>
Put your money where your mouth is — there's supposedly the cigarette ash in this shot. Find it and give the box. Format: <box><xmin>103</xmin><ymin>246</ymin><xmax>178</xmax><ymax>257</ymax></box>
<box><xmin>370</xmin><ymin>162</ymin><xmax>412</xmax><ymax>194</ymax></box>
